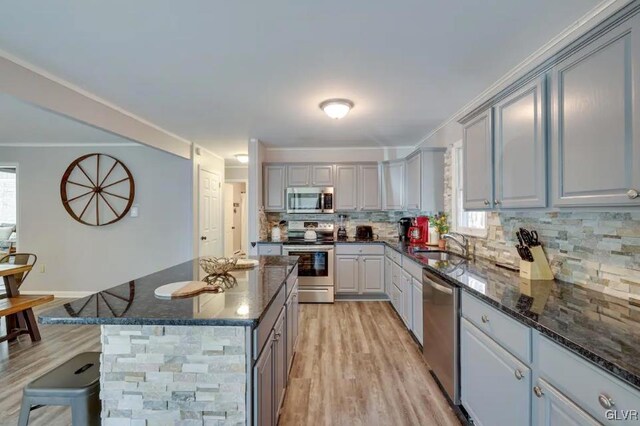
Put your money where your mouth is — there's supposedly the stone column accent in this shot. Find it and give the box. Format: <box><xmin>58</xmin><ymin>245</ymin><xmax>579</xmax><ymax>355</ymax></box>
<box><xmin>100</xmin><ymin>324</ymin><xmax>247</xmax><ymax>426</ymax></box>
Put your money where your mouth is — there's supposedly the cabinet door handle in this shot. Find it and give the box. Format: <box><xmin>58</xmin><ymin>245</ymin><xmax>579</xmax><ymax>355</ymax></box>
<box><xmin>481</xmin><ymin>314</ymin><xmax>489</xmax><ymax>323</ymax></box>
<box><xmin>628</xmin><ymin>189</ymin><xmax>639</xmax><ymax>199</ymax></box>
<box><xmin>514</xmin><ymin>369</ymin><xmax>524</xmax><ymax>380</ymax></box>
<box><xmin>494</xmin><ymin>200</ymin><xmax>501</xmax><ymax>205</ymax></box>
<box><xmin>533</xmin><ymin>386</ymin><xmax>544</xmax><ymax>398</ymax></box>
<box><xmin>483</xmin><ymin>199</ymin><xmax>490</xmax><ymax>206</ymax></box>
<box><xmin>598</xmin><ymin>393</ymin><xmax>615</xmax><ymax>409</ymax></box>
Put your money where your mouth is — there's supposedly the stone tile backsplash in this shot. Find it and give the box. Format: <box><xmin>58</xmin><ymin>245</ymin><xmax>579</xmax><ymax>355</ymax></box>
<box><xmin>443</xmin><ymin>147</ymin><xmax>640</xmax><ymax>301</ymax></box>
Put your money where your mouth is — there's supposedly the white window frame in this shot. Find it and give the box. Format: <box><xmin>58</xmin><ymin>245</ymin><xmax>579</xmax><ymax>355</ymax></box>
<box><xmin>0</xmin><ymin>163</ymin><xmax>19</xmax><ymax>251</ymax></box>
<box><xmin>451</xmin><ymin>141</ymin><xmax>487</xmax><ymax>238</ymax></box>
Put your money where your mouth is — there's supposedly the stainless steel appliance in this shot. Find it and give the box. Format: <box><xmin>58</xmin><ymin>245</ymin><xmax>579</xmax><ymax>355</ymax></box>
<box><xmin>283</xmin><ymin>221</ymin><xmax>335</xmax><ymax>303</ymax></box>
<box><xmin>423</xmin><ymin>268</ymin><xmax>460</xmax><ymax>404</ymax></box>
<box><xmin>286</xmin><ymin>187</ymin><xmax>334</xmax><ymax>214</ymax></box>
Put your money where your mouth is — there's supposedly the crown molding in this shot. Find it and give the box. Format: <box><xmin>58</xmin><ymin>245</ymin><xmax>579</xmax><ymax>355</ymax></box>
<box><xmin>265</xmin><ymin>145</ymin><xmax>414</xmax><ymax>152</ymax></box>
<box><xmin>0</xmin><ymin>142</ymin><xmax>138</xmax><ymax>147</ymax></box>
<box><xmin>225</xmin><ymin>165</ymin><xmax>249</xmax><ymax>169</ymax></box>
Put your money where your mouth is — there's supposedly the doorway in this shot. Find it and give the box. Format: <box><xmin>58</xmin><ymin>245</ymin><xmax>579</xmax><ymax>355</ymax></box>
<box><xmin>0</xmin><ymin>166</ymin><xmax>17</xmax><ymax>255</ymax></box>
<box><xmin>199</xmin><ymin>168</ymin><xmax>221</xmax><ymax>257</ymax></box>
<box><xmin>224</xmin><ymin>181</ymin><xmax>247</xmax><ymax>257</ymax></box>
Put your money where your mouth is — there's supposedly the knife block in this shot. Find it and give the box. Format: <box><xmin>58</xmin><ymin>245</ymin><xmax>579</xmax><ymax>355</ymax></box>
<box><xmin>519</xmin><ymin>245</ymin><xmax>554</xmax><ymax>281</ymax></box>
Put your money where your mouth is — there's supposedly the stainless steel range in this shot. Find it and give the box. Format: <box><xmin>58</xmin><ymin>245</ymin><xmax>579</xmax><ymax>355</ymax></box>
<box><xmin>282</xmin><ymin>221</ymin><xmax>334</xmax><ymax>303</ymax></box>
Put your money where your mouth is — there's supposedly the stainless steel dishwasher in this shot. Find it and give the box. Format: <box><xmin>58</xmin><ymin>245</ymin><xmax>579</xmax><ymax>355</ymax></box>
<box><xmin>422</xmin><ymin>268</ymin><xmax>460</xmax><ymax>405</ymax></box>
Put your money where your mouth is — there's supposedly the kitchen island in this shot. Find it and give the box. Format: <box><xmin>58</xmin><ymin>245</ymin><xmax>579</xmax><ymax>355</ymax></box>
<box><xmin>39</xmin><ymin>255</ymin><xmax>299</xmax><ymax>426</ymax></box>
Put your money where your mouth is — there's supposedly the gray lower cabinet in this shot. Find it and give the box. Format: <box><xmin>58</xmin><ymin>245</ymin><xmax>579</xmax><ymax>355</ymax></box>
<box><xmin>382</xmin><ymin>160</ymin><xmax>405</xmax><ymax>210</ymax></box>
<box><xmin>285</xmin><ymin>282</ymin><xmax>299</xmax><ymax>374</ymax></box>
<box><xmin>254</xmin><ymin>330</ymin><xmax>275</xmax><ymax>426</ymax></box>
<box><xmin>335</xmin><ymin>255</ymin><xmax>359</xmax><ymax>293</ymax></box>
<box><xmin>390</xmin><ymin>283</ymin><xmax>402</xmax><ymax>316</ymax></box>
<box><xmin>263</xmin><ymin>165</ymin><xmax>286</xmax><ymax>212</ymax></box>
<box><xmin>360</xmin><ymin>256</ymin><xmax>384</xmax><ymax>293</ymax></box>
<box><xmin>258</xmin><ymin>244</ymin><xmax>282</xmax><ymax>256</ymax></box>
<box><xmin>550</xmin><ymin>13</ymin><xmax>640</xmax><ymax>207</ymax></box>
<box><xmin>460</xmin><ymin>317</ymin><xmax>531</xmax><ymax>426</ymax></box>
<box><xmin>400</xmin><ymin>270</ymin><xmax>412</xmax><ymax>327</ymax></box>
<box><xmin>384</xmin><ymin>257</ymin><xmax>393</xmax><ymax>297</ymax></box>
<box><xmin>533</xmin><ymin>378</ymin><xmax>599</xmax><ymax>426</ymax></box>
<box><xmin>411</xmin><ymin>277</ymin><xmax>423</xmax><ymax>345</ymax></box>
<box><xmin>335</xmin><ymin>254</ymin><xmax>384</xmax><ymax>294</ymax></box>
<box><xmin>463</xmin><ymin>109</ymin><xmax>493</xmax><ymax>210</ymax></box>
<box><xmin>273</xmin><ymin>311</ymin><xmax>286</xmax><ymax>421</ymax></box>
<box><xmin>405</xmin><ymin>151</ymin><xmax>421</xmax><ymax>210</ymax></box>
<box><xmin>494</xmin><ymin>76</ymin><xmax>547</xmax><ymax>208</ymax></box>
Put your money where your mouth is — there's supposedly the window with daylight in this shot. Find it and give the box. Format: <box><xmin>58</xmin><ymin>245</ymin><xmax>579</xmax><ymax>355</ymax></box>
<box><xmin>451</xmin><ymin>141</ymin><xmax>487</xmax><ymax>237</ymax></box>
<box><xmin>0</xmin><ymin>167</ymin><xmax>17</xmax><ymax>251</ymax></box>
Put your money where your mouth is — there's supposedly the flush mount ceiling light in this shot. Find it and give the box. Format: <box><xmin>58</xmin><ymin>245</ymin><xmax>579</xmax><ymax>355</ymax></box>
<box><xmin>319</xmin><ymin>98</ymin><xmax>354</xmax><ymax>119</ymax></box>
<box><xmin>235</xmin><ymin>154</ymin><xmax>249</xmax><ymax>164</ymax></box>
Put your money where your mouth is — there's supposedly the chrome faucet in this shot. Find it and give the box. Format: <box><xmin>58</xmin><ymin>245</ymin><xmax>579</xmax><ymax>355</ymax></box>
<box><xmin>442</xmin><ymin>232</ymin><xmax>471</xmax><ymax>259</ymax></box>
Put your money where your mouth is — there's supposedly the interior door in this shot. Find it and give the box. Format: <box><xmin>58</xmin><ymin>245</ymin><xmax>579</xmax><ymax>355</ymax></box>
<box><xmin>223</xmin><ymin>183</ymin><xmax>234</xmax><ymax>257</ymax></box>
<box><xmin>199</xmin><ymin>168</ymin><xmax>221</xmax><ymax>257</ymax></box>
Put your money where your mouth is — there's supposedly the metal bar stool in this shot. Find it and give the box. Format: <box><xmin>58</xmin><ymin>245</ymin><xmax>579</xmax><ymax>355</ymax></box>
<box><xmin>19</xmin><ymin>352</ymin><xmax>101</xmax><ymax>426</ymax></box>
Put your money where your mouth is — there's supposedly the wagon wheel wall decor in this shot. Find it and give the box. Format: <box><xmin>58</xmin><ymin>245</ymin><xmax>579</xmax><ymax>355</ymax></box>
<box><xmin>60</xmin><ymin>153</ymin><xmax>135</xmax><ymax>226</ymax></box>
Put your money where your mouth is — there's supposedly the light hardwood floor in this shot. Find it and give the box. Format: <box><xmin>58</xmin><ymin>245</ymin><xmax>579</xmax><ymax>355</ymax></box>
<box><xmin>0</xmin><ymin>300</ymin><xmax>459</xmax><ymax>426</ymax></box>
<box><xmin>279</xmin><ymin>302</ymin><xmax>460</xmax><ymax>426</ymax></box>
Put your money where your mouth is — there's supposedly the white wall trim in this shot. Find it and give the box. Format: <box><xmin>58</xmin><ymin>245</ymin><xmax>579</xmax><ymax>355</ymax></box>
<box><xmin>0</xmin><ymin>142</ymin><xmax>138</xmax><ymax>147</ymax></box>
<box><xmin>416</xmin><ymin>0</ymin><xmax>630</xmax><ymax>148</ymax></box>
<box><xmin>20</xmin><ymin>290</ymin><xmax>94</xmax><ymax>298</ymax></box>
<box><xmin>194</xmin><ymin>144</ymin><xmax>225</xmax><ymax>161</ymax></box>
<box><xmin>0</xmin><ymin>50</ymin><xmax>193</xmax><ymax>159</ymax></box>
<box><xmin>225</xmin><ymin>165</ymin><xmax>249</xmax><ymax>169</ymax></box>
<box><xmin>265</xmin><ymin>145</ymin><xmax>414</xmax><ymax>152</ymax></box>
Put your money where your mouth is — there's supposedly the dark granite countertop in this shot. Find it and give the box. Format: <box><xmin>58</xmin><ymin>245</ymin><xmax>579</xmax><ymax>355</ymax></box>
<box><xmin>382</xmin><ymin>242</ymin><xmax>640</xmax><ymax>390</ymax></box>
<box><xmin>38</xmin><ymin>256</ymin><xmax>299</xmax><ymax>327</ymax></box>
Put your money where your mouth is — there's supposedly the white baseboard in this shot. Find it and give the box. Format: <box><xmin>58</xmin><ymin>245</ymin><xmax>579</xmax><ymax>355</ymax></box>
<box><xmin>19</xmin><ymin>290</ymin><xmax>93</xmax><ymax>298</ymax></box>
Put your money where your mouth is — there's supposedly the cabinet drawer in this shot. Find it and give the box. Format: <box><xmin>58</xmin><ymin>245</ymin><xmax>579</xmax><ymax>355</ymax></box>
<box><xmin>385</xmin><ymin>246</ymin><xmax>403</xmax><ymax>265</ymax></box>
<box><xmin>258</xmin><ymin>244</ymin><xmax>282</xmax><ymax>256</ymax></box>
<box><xmin>335</xmin><ymin>244</ymin><xmax>384</xmax><ymax>256</ymax></box>
<box><xmin>253</xmin><ymin>288</ymin><xmax>286</xmax><ymax>360</ymax></box>
<box><xmin>461</xmin><ymin>292</ymin><xmax>531</xmax><ymax>363</ymax></box>
<box><xmin>536</xmin><ymin>334</ymin><xmax>640</xmax><ymax>424</ymax></box>
<box><xmin>402</xmin><ymin>256</ymin><xmax>423</xmax><ymax>280</ymax></box>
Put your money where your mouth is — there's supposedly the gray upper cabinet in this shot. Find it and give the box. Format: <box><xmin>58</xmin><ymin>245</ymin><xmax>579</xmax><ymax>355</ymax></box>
<box><xmin>311</xmin><ymin>165</ymin><xmax>334</xmax><ymax>186</ymax></box>
<box><xmin>421</xmin><ymin>149</ymin><xmax>445</xmax><ymax>213</ymax></box>
<box><xmin>263</xmin><ymin>165</ymin><xmax>286</xmax><ymax>212</ymax></box>
<box><xmin>382</xmin><ymin>160</ymin><xmax>405</xmax><ymax>211</ymax></box>
<box><xmin>463</xmin><ymin>109</ymin><xmax>494</xmax><ymax>210</ymax></box>
<box><xmin>551</xmin><ymin>14</ymin><xmax>640</xmax><ymax>207</ymax></box>
<box><xmin>335</xmin><ymin>165</ymin><xmax>358</xmax><ymax>211</ymax></box>
<box><xmin>405</xmin><ymin>151</ymin><xmax>422</xmax><ymax>210</ymax></box>
<box><xmin>494</xmin><ymin>77</ymin><xmax>547</xmax><ymax>208</ymax></box>
<box><xmin>359</xmin><ymin>164</ymin><xmax>381</xmax><ymax>210</ymax></box>
<box><xmin>286</xmin><ymin>165</ymin><xmax>310</xmax><ymax>187</ymax></box>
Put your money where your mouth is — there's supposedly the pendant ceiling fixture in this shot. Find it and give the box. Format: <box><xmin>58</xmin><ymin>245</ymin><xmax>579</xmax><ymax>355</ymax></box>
<box><xmin>319</xmin><ymin>98</ymin><xmax>354</xmax><ymax>119</ymax></box>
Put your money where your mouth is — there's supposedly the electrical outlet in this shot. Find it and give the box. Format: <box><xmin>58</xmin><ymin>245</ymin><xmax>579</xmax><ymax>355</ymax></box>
<box><xmin>40</xmin><ymin>264</ymin><xmax>45</xmax><ymax>273</ymax></box>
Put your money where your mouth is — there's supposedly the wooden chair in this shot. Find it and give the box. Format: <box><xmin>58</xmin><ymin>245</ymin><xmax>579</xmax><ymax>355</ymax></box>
<box><xmin>0</xmin><ymin>253</ymin><xmax>48</xmax><ymax>343</ymax></box>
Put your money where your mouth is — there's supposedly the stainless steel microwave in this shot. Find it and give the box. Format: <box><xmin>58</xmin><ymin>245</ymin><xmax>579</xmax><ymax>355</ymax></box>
<box><xmin>286</xmin><ymin>187</ymin><xmax>334</xmax><ymax>214</ymax></box>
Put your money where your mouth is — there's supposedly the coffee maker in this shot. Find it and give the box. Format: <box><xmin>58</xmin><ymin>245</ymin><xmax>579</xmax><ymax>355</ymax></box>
<box><xmin>409</xmin><ymin>216</ymin><xmax>429</xmax><ymax>245</ymax></box>
<box><xmin>397</xmin><ymin>217</ymin><xmax>412</xmax><ymax>242</ymax></box>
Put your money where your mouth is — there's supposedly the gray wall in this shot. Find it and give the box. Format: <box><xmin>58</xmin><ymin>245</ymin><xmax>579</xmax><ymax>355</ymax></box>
<box><xmin>2</xmin><ymin>145</ymin><xmax>193</xmax><ymax>293</ymax></box>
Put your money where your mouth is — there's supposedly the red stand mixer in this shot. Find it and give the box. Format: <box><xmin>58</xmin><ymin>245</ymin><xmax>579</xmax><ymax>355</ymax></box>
<box><xmin>409</xmin><ymin>216</ymin><xmax>429</xmax><ymax>245</ymax></box>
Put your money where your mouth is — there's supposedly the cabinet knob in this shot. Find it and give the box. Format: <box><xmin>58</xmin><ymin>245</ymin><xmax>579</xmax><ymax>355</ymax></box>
<box><xmin>481</xmin><ymin>314</ymin><xmax>489</xmax><ymax>323</ymax></box>
<box><xmin>598</xmin><ymin>393</ymin><xmax>615</xmax><ymax>410</ymax></box>
<box><xmin>514</xmin><ymin>369</ymin><xmax>524</xmax><ymax>380</ymax></box>
<box><xmin>628</xmin><ymin>189</ymin><xmax>639</xmax><ymax>199</ymax></box>
<box><xmin>274</xmin><ymin>332</ymin><xmax>281</xmax><ymax>341</ymax></box>
<box><xmin>533</xmin><ymin>386</ymin><xmax>544</xmax><ymax>398</ymax></box>
<box><xmin>494</xmin><ymin>200</ymin><xmax>501</xmax><ymax>205</ymax></box>
<box><xmin>483</xmin><ymin>200</ymin><xmax>490</xmax><ymax>206</ymax></box>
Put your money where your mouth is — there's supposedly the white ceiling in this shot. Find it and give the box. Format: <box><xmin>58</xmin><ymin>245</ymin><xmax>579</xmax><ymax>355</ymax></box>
<box><xmin>0</xmin><ymin>0</ymin><xmax>601</xmax><ymax>160</ymax></box>
<box><xmin>0</xmin><ymin>94</ymin><xmax>135</xmax><ymax>145</ymax></box>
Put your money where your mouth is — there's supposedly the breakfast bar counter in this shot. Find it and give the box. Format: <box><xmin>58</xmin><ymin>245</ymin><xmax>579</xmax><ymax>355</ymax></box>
<box><xmin>39</xmin><ymin>255</ymin><xmax>300</xmax><ymax>425</ymax></box>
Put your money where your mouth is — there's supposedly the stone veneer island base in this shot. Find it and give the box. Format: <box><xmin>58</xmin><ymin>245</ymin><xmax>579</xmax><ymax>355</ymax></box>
<box><xmin>39</xmin><ymin>256</ymin><xmax>300</xmax><ymax>426</ymax></box>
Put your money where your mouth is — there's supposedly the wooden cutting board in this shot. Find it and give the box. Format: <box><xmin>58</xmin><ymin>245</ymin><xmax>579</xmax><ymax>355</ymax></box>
<box><xmin>154</xmin><ymin>281</ymin><xmax>224</xmax><ymax>299</ymax></box>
